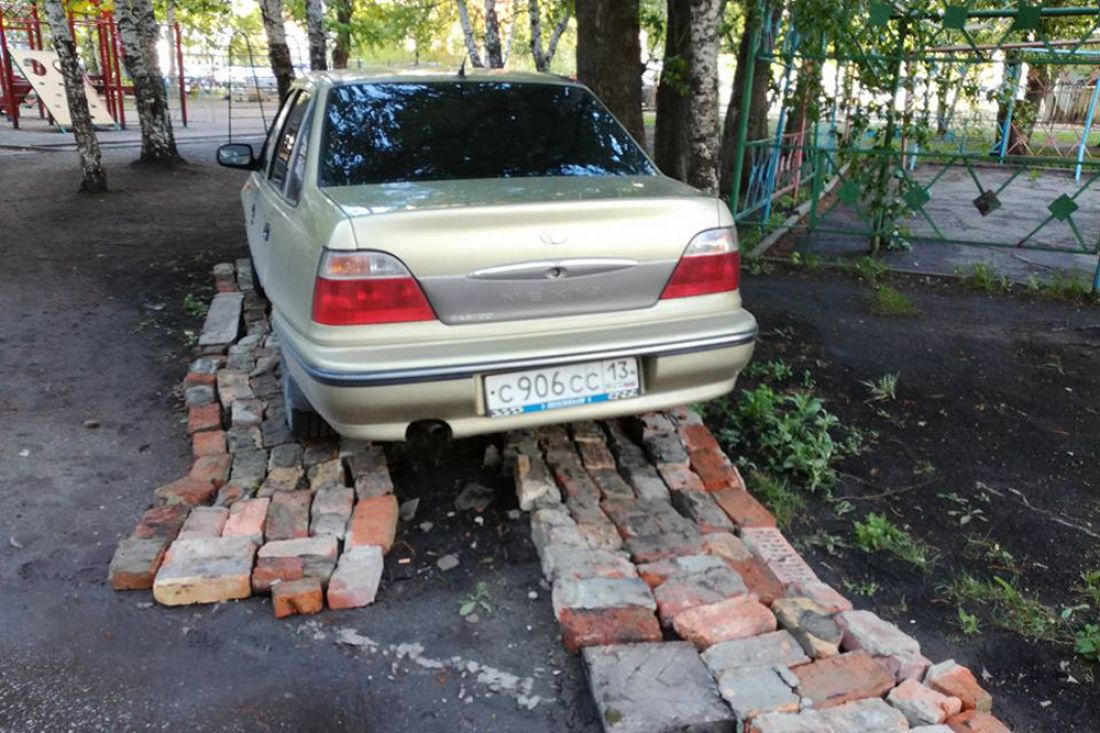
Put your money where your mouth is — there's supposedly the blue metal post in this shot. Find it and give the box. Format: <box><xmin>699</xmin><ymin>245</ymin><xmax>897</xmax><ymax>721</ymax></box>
<box><xmin>1076</xmin><ymin>79</ymin><xmax>1099</xmax><ymax>182</ymax></box>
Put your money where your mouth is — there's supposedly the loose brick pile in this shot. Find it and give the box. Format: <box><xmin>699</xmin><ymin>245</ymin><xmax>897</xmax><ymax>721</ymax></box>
<box><xmin>509</xmin><ymin>416</ymin><xmax>1012</xmax><ymax>733</ymax></box>
<box><xmin>108</xmin><ymin>261</ymin><xmax>397</xmax><ymax>617</ymax></box>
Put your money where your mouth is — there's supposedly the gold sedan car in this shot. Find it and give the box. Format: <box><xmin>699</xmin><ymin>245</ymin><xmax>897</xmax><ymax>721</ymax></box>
<box><xmin>218</xmin><ymin>70</ymin><xmax>756</xmax><ymax>441</ymax></box>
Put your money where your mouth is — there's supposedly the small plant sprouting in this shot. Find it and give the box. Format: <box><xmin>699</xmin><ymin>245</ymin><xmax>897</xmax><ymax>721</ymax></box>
<box><xmin>459</xmin><ymin>580</ymin><xmax>493</xmax><ymax>617</ymax></box>
<box><xmin>183</xmin><ymin>292</ymin><xmax>209</xmax><ymax>318</ymax></box>
<box><xmin>852</xmin><ymin>513</ymin><xmax>934</xmax><ymax>571</ymax></box>
<box><xmin>957</xmin><ymin>607</ymin><xmax>981</xmax><ymax>636</ymax></box>
<box><xmin>862</xmin><ymin>373</ymin><xmax>899</xmax><ymax>402</ymax></box>
<box><xmin>870</xmin><ymin>285</ymin><xmax>921</xmax><ymax>317</ymax></box>
<box><xmin>1075</xmin><ymin>624</ymin><xmax>1100</xmax><ymax>662</ymax></box>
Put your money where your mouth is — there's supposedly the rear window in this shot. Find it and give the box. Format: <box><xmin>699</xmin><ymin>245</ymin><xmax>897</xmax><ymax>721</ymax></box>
<box><xmin>319</xmin><ymin>81</ymin><xmax>656</xmax><ymax>186</ymax></box>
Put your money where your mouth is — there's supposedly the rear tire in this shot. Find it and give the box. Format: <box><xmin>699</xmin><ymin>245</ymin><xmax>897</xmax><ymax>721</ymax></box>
<box><xmin>283</xmin><ymin>357</ymin><xmax>333</xmax><ymax>440</ymax></box>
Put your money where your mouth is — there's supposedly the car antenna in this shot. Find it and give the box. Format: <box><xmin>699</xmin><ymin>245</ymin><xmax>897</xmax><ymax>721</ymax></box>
<box><xmin>458</xmin><ymin>54</ymin><xmax>468</xmax><ymax>79</ymax></box>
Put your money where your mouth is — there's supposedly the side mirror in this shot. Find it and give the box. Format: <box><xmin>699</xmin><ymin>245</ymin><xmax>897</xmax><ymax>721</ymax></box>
<box><xmin>217</xmin><ymin>143</ymin><xmax>260</xmax><ymax>170</ymax></box>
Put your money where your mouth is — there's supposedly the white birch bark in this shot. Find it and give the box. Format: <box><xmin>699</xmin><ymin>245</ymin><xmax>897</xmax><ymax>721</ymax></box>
<box><xmin>115</xmin><ymin>0</ymin><xmax>182</xmax><ymax>163</ymax></box>
<box><xmin>685</xmin><ymin>0</ymin><xmax>722</xmax><ymax>194</ymax></box>
<box><xmin>528</xmin><ymin>0</ymin><xmax>571</xmax><ymax>72</ymax></box>
<box><xmin>456</xmin><ymin>0</ymin><xmax>485</xmax><ymax>67</ymax></box>
<box><xmin>258</xmin><ymin>0</ymin><xmax>296</xmax><ymax>103</ymax></box>
<box><xmin>306</xmin><ymin>0</ymin><xmax>327</xmax><ymax>71</ymax></box>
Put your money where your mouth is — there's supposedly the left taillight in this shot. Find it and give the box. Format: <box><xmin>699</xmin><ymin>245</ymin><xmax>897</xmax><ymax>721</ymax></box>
<box><xmin>659</xmin><ymin>227</ymin><xmax>740</xmax><ymax>300</ymax></box>
<box><xmin>311</xmin><ymin>250</ymin><xmax>436</xmax><ymax>326</ymax></box>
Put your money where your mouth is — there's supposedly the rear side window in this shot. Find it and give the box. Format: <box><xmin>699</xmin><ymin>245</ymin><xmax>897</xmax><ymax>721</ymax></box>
<box><xmin>319</xmin><ymin>81</ymin><xmax>656</xmax><ymax>186</ymax></box>
<box><xmin>270</xmin><ymin>91</ymin><xmax>312</xmax><ymax>189</ymax></box>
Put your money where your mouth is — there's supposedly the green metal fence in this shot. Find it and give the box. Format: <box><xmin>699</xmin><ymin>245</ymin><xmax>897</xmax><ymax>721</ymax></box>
<box><xmin>730</xmin><ymin>1</ymin><xmax>1100</xmax><ymax>289</ymax></box>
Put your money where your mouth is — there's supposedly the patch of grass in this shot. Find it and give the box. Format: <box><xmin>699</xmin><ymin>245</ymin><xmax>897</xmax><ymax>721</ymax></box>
<box><xmin>850</xmin><ymin>256</ymin><xmax>889</xmax><ymax>283</ymax></box>
<box><xmin>183</xmin><ymin>292</ymin><xmax>210</xmax><ymax>318</ymax></box>
<box><xmin>747</xmin><ymin>472</ymin><xmax>806</xmax><ymax>528</ymax></box>
<box><xmin>1079</xmin><ymin>570</ymin><xmax>1100</xmax><ymax>606</ymax></box>
<box><xmin>945</xmin><ymin>574</ymin><xmax>1062</xmax><ymax>642</ymax></box>
<box><xmin>956</xmin><ymin>263</ymin><xmax>1011</xmax><ymax>294</ymax></box>
<box><xmin>1046</xmin><ymin>270</ymin><xmax>1093</xmax><ymax>300</ymax></box>
<box><xmin>861</xmin><ymin>373</ymin><xmax>900</xmax><ymax>402</ymax></box>
<box><xmin>869</xmin><ymin>285</ymin><xmax>921</xmax><ymax>317</ymax></box>
<box><xmin>842</xmin><ymin>579</ymin><xmax>880</xmax><ymax>597</ymax></box>
<box><xmin>743</xmin><ymin>359</ymin><xmax>794</xmax><ymax>383</ymax></box>
<box><xmin>964</xmin><ymin>536</ymin><xmax>1018</xmax><ymax>572</ymax></box>
<box><xmin>799</xmin><ymin>530</ymin><xmax>851</xmax><ymax>557</ymax></box>
<box><xmin>1075</xmin><ymin>624</ymin><xmax>1100</xmax><ymax>662</ymax></box>
<box><xmin>957</xmin><ymin>607</ymin><xmax>982</xmax><ymax>636</ymax></box>
<box><xmin>852</xmin><ymin>512</ymin><xmax>935</xmax><ymax>571</ymax></box>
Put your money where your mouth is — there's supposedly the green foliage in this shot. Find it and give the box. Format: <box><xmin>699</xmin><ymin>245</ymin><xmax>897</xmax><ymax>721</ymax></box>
<box><xmin>852</xmin><ymin>512</ymin><xmax>934</xmax><ymax>571</ymax></box>
<box><xmin>183</xmin><ymin>292</ymin><xmax>209</xmax><ymax>319</ymax></box>
<box><xmin>458</xmin><ymin>580</ymin><xmax>492</xmax><ymax>617</ymax></box>
<box><xmin>1076</xmin><ymin>624</ymin><xmax>1100</xmax><ymax>663</ymax></box>
<box><xmin>848</xmin><ymin>256</ymin><xmax>888</xmax><ymax>283</ymax></box>
<box><xmin>743</xmin><ymin>359</ymin><xmax>794</xmax><ymax>383</ymax></box>
<box><xmin>956</xmin><ymin>607</ymin><xmax>981</xmax><ymax>637</ymax></box>
<box><xmin>946</xmin><ymin>574</ymin><xmax>1062</xmax><ymax>642</ymax></box>
<box><xmin>748</xmin><ymin>472</ymin><xmax>806</xmax><ymax>528</ymax></box>
<box><xmin>1080</xmin><ymin>570</ymin><xmax>1100</xmax><ymax>607</ymax></box>
<box><xmin>956</xmin><ymin>263</ymin><xmax>1011</xmax><ymax>294</ymax></box>
<box><xmin>869</xmin><ymin>285</ymin><xmax>920</xmax><ymax>317</ymax></box>
<box><xmin>861</xmin><ymin>373</ymin><xmax>899</xmax><ymax>402</ymax></box>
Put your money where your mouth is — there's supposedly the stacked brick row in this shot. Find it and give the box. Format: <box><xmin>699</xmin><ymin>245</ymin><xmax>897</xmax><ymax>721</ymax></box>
<box><xmin>107</xmin><ymin>261</ymin><xmax>398</xmax><ymax>618</ymax></box>
<box><xmin>510</xmin><ymin>413</ymin><xmax>1011</xmax><ymax>733</ymax></box>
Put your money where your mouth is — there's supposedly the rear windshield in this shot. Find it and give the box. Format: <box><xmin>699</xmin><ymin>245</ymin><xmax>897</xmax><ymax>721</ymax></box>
<box><xmin>318</xmin><ymin>81</ymin><xmax>656</xmax><ymax>186</ymax></box>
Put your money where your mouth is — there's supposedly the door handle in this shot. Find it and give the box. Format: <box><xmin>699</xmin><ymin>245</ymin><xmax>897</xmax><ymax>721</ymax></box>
<box><xmin>261</xmin><ymin>222</ymin><xmax>271</xmax><ymax>242</ymax></box>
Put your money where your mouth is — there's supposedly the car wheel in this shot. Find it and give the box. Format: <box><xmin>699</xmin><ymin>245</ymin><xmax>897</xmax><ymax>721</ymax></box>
<box><xmin>282</xmin><ymin>357</ymin><xmax>333</xmax><ymax>440</ymax></box>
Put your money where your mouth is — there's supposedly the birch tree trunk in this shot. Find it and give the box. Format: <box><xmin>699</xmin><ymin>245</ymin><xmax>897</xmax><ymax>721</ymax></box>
<box><xmin>306</xmin><ymin>0</ymin><xmax>327</xmax><ymax>71</ymax></box>
<box><xmin>44</xmin><ymin>0</ymin><xmax>107</xmax><ymax>191</ymax></box>
<box><xmin>575</xmin><ymin>0</ymin><xmax>645</xmax><ymax>145</ymax></box>
<box><xmin>331</xmin><ymin>0</ymin><xmax>351</xmax><ymax>68</ymax></box>
<box><xmin>258</xmin><ymin>0</ymin><xmax>296</xmax><ymax>103</ymax></box>
<box><xmin>685</xmin><ymin>0</ymin><xmax>722</xmax><ymax>194</ymax></box>
<box><xmin>528</xmin><ymin>0</ymin><xmax>571</xmax><ymax>72</ymax></box>
<box><xmin>115</xmin><ymin>0</ymin><xmax>182</xmax><ymax>164</ymax></box>
<box><xmin>654</xmin><ymin>0</ymin><xmax>691</xmax><ymax>180</ymax></box>
<box><xmin>456</xmin><ymin>0</ymin><xmax>485</xmax><ymax>67</ymax></box>
<box><xmin>483</xmin><ymin>0</ymin><xmax>504</xmax><ymax>68</ymax></box>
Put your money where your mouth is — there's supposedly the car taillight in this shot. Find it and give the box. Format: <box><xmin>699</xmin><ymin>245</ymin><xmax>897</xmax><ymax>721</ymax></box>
<box><xmin>312</xmin><ymin>250</ymin><xmax>436</xmax><ymax>325</ymax></box>
<box><xmin>660</xmin><ymin>227</ymin><xmax>741</xmax><ymax>300</ymax></box>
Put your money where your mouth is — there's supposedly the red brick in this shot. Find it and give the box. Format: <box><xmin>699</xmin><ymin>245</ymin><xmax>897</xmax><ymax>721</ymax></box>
<box><xmin>787</xmin><ymin>581</ymin><xmax>853</xmax><ymax>613</ymax></box>
<box><xmin>701</xmin><ymin>532</ymin><xmax>753</xmax><ymax>563</ymax></box>
<box><xmin>578</xmin><ymin>440</ymin><xmax>616</xmax><ymax>471</ymax></box>
<box><xmin>793</xmin><ymin>651</ymin><xmax>895</xmax><ymax>709</ymax></box>
<box><xmin>190</xmin><ymin>453</ymin><xmax>231</xmax><ymax>488</ymax></box>
<box><xmin>154</xmin><ymin>476</ymin><xmax>218</xmax><ymax>507</ymax></box>
<box><xmin>252</xmin><ymin>556</ymin><xmax>305</xmax><ymax>593</ymax></box>
<box><xmin>713</xmin><ymin>488</ymin><xmax>776</xmax><ymax>528</ymax></box>
<box><xmin>552</xmin><ymin>464</ymin><xmax>601</xmax><ymax>502</ymax></box>
<box><xmin>177</xmin><ymin>506</ymin><xmax>229</xmax><ymax>539</ymax></box>
<box><xmin>946</xmin><ymin>711</ymin><xmax>1011</xmax><ymax>733</ymax></box>
<box><xmin>346</xmin><ymin>494</ymin><xmax>399</xmax><ymax>553</ymax></box>
<box><xmin>187</xmin><ymin>403</ymin><xmax>222</xmax><ymax>434</ymax></box>
<box><xmin>658</xmin><ymin>462</ymin><xmax>705</xmax><ymax>492</ymax></box>
<box><xmin>689</xmin><ymin>449</ymin><xmax>739</xmax><ymax>491</ymax></box>
<box><xmin>222</xmin><ymin>497</ymin><xmax>269</xmax><ymax>544</ymax></box>
<box><xmin>623</xmin><ymin>531</ymin><xmax>707</xmax><ymax>564</ymax></box>
<box><xmin>558</xmin><ymin>606</ymin><xmax>662</xmax><ymax>654</ymax></box>
<box><xmin>327</xmin><ymin>545</ymin><xmax>384</xmax><ymax>609</ymax></box>
<box><xmin>729</xmin><ymin>557</ymin><xmax>786</xmax><ymax>606</ymax></box>
<box><xmin>192</xmin><ymin>429</ymin><xmax>227</xmax><ymax>458</ymax></box>
<box><xmin>886</xmin><ymin>678</ymin><xmax>961</xmax><ymax>726</ymax></box>
<box><xmin>265</xmin><ymin>490</ymin><xmax>311</xmax><ymax>540</ymax></box>
<box><xmin>272</xmin><ymin>577</ymin><xmax>324</xmax><ymax>618</ymax></box>
<box><xmin>679</xmin><ymin>423</ymin><xmax>722</xmax><ymax>456</ymax></box>
<box><xmin>925</xmin><ymin>661</ymin><xmax>993</xmax><ymax>713</ymax></box>
<box><xmin>130</xmin><ymin>505</ymin><xmax>190</xmax><ymax>541</ymax></box>
<box><xmin>109</xmin><ymin>537</ymin><xmax>170</xmax><ymax>590</ymax></box>
<box><xmin>672</xmin><ymin>595</ymin><xmax>777</xmax><ymax>649</ymax></box>
<box><xmin>741</xmin><ymin>528</ymin><xmax>819</xmax><ymax>586</ymax></box>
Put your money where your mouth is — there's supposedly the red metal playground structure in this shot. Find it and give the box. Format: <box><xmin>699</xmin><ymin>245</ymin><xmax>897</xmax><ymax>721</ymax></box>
<box><xmin>0</xmin><ymin>0</ymin><xmax>187</xmax><ymax>130</ymax></box>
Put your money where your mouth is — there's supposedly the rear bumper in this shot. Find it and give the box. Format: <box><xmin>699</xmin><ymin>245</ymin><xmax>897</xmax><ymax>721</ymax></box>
<box><xmin>278</xmin><ymin>314</ymin><xmax>757</xmax><ymax>441</ymax></box>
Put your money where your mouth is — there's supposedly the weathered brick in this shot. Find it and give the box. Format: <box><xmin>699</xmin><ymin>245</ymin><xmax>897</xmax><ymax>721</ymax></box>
<box><xmin>229</xmin><ymin>448</ymin><xmax>268</xmax><ymax>489</ymax></box>
<box><xmin>346</xmin><ymin>494</ymin><xmax>398</xmax><ymax>553</ymax></box>
<box><xmin>702</xmin><ymin>531</ymin><xmax>753</xmax><ymax>563</ymax></box>
<box><xmin>230</xmin><ymin>398</ymin><xmax>264</xmax><ymax>428</ymax></box>
<box><xmin>551</xmin><ymin>463</ymin><xmax>601</xmax><ymax>502</ymax></box>
<box><xmin>701</xmin><ymin>630</ymin><xmax>810</xmax><ymax>676</ymax></box>
<box><xmin>679</xmin><ymin>423</ymin><xmax>723</xmax><ymax>456</ymax></box>
<box><xmin>184</xmin><ymin>384</ymin><xmax>216</xmax><ymax>407</ymax></box>
<box><xmin>261</xmin><ymin>415</ymin><xmax>293</xmax><ymax>448</ymax></box>
<box><xmin>658</xmin><ymin>462</ymin><xmax>705</xmax><ymax>492</ymax></box>
<box><xmin>515</xmin><ymin>453</ymin><xmax>561</xmax><ymax>511</ymax></box>
<box><xmin>192</xmin><ymin>429</ymin><xmax>227</xmax><ymax>458</ymax></box>
<box><xmin>601</xmin><ymin>497</ymin><xmax>696</xmax><ymax>539</ymax></box>
<box><xmin>741</xmin><ymin>528</ymin><xmax>819</xmax><ymax>587</ymax></box>
<box><xmin>713</xmin><ymin>488</ymin><xmax>777</xmax><ymax>529</ymax></box>
<box><xmin>213</xmin><ymin>480</ymin><xmax>254</xmax><ymax>507</ymax></box>
<box><xmin>257</xmin><ymin>535</ymin><xmax>339</xmax><ymax>588</ymax></box>
<box><xmin>671</xmin><ymin>489</ymin><xmax>736</xmax><ymax>533</ymax></box>
<box><xmin>924</xmin><ymin>660</ymin><xmax>993</xmax><ymax>713</ymax></box>
<box><xmin>654</xmin><ymin>565</ymin><xmax>748</xmax><ymax>626</ymax></box>
<box><xmin>109</xmin><ymin>537</ymin><xmax>170</xmax><ymax>590</ymax></box>
<box><xmin>717</xmin><ymin>667</ymin><xmax>800</xmax><ymax>723</ymax></box>
<box><xmin>272</xmin><ymin>577</ymin><xmax>324</xmax><ymax>618</ymax></box>
<box><xmin>265</xmin><ymin>490</ymin><xmax>311</xmax><ymax>541</ymax></box>
<box><xmin>635</xmin><ymin>412</ymin><xmax>677</xmax><ymax>438</ymax></box>
<box><xmin>531</xmin><ymin>507</ymin><xmax>589</xmax><ymax>555</ymax></box>
<box><xmin>730</xmin><ymin>557</ymin><xmax>787</xmax><ymax>606</ymax></box>
<box><xmin>130</xmin><ymin>505</ymin><xmax>189</xmax><ymax>541</ymax></box>
<box><xmin>177</xmin><ymin>506</ymin><xmax>229</xmax><ymax>539</ymax></box>
<box><xmin>154</xmin><ymin>476</ymin><xmax>218</xmax><ymax>507</ymax></box>
<box><xmin>307</xmin><ymin>457</ymin><xmax>345</xmax><ymax>492</ymax></box>
<box><xmin>184</xmin><ymin>356</ymin><xmax>223</xmax><ymax>387</ymax></box>
<box><xmin>792</xmin><ymin>651</ymin><xmax>895</xmax><ymax>709</ymax></box>
<box><xmin>643</xmin><ymin>433</ymin><xmax>686</xmax><ymax>465</ymax></box>
<box><xmin>222</xmin><ymin>497</ymin><xmax>269</xmax><ymax>545</ymax></box>
<box><xmin>772</xmin><ymin>596</ymin><xmax>843</xmax><ymax>659</ymax></box>
<box><xmin>837</xmin><ymin>609</ymin><xmax>923</xmax><ymax>681</ymax></box>
<box><xmin>787</xmin><ymin>581</ymin><xmax>853</xmax><ymax>613</ymax></box>
<box><xmin>310</xmin><ymin>484</ymin><xmax>354</xmax><ymax>539</ymax></box>
<box><xmin>690</xmin><ymin>449</ymin><xmax>741</xmax><ymax>491</ymax></box>
<box><xmin>258</xmin><ymin>465</ymin><xmax>305</xmax><ymax>496</ymax></box>
<box><xmin>226</xmin><ymin>425</ymin><xmax>263</xmax><ymax>452</ymax></box>
<box><xmin>187</xmin><ymin>403</ymin><xmax>222</xmax><ymax>434</ymax></box>
<box><xmin>552</xmin><ymin>576</ymin><xmax>656</xmax><ymax>619</ymax></box>
<box><xmin>152</xmin><ymin>536</ymin><xmax>257</xmax><ymax>606</ymax></box>
<box><xmin>624</xmin><ymin>531</ymin><xmax>707</xmax><ymax>564</ymax></box>
<box><xmin>819</xmin><ymin>698</ymin><xmax>909</xmax><ymax>732</ymax></box>
<box><xmin>589</xmin><ymin>468</ymin><xmax>635</xmax><ymax>501</ymax></box>
<box><xmin>327</xmin><ymin>545</ymin><xmax>384</xmax><ymax>609</ymax></box>
<box><xmin>302</xmin><ymin>438</ymin><xmax>340</xmax><ymax>466</ymax></box>
<box><xmin>944</xmin><ymin>711</ymin><xmax>1011</xmax><ymax>733</ymax></box>
<box><xmin>887</xmin><ymin>678</ymin><xmax>962</xmax><ymax>726</ymax></box>
<box><xmin>581</xmin><ymin>642</ymin><xmax>734</xmax><ymax>732</ymax></box>
<box><xmin>569</xmin><ymin>420</ymin><xmax>605</xmax><ymax>443</ymax></box>
<box><xmin>268</xmin><ymin>442</ymin><xmax>304</xmax><ymax>470</ymax></box>
<box><xmin>621</xmin><ymin>463</ymin><xmax>671</xmax><ymax>503</ymax></box>
<box><xmin>673</xmin><ymin>595</ymin><xmax>777</xmax><ymax>649</ymax></box>
<box><xmin>558</xmin><ymin>606</ymin><xmax>662</xmax><ymax>654</ymax></box>
<box><xmin>213</xmin><ymin>262</ymin><xmax>237</xmax><ymax>292</ymax></box>
<box><xmin>637</xmin><ymin>554</ymin><xmax>728</xmax><ymax>588</ymax></box>
<box><xmin>539</xmin><ymin>544</ymin><xmax>637</xmax><ymax>583</ymax></box>
<box><xmin>190</xmin><ymin>453</ymin><xmax>231</xmax><ymax>488</ymax></box>
<box><xmin>252</xmin><ymin>556</ymin><xmax>305</xmax><ymax>593</ymax></box>
<box><xmin>349</xmin><ymin>446</ymin><xmax>394</xmax><ymax>498</ymax></box>
<box><xmin>578</xmin><ymin>439</ymin><xmax>616</xmax><ymax>471</ymax></box>
<box><xmin>215</xmin><ymin>369</ymin><xmax>253</xmax><ymax>405</ymax></box>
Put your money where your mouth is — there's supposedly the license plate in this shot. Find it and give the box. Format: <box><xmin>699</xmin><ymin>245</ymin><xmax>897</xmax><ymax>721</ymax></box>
<box><xmin>484</xmin><ymin>358</ymin><xmax>641</xmax><ymax>417</ymax></box>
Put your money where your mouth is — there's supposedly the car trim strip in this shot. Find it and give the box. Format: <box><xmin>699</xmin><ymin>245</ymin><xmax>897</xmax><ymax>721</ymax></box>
<box><xmin>278</xmin><ymin>325</ymin><xmax>758</xmax><ymax>387</ymax></box>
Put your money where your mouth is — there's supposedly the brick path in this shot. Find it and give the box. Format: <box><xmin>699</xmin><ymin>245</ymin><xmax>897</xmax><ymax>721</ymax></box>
<box><xmin>108</xmin><ymin>260</ymin><xmax>1012</xmax><ymax>732</ymax></box>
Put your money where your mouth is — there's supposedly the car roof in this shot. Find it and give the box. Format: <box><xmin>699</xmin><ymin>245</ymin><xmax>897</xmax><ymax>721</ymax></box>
<box><xmin>301</xmin><ymin>67</ymin><xmax>582</xmax><ymax>88</ymax></box>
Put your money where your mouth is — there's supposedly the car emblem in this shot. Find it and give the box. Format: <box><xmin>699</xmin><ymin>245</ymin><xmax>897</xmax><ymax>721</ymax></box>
<box><xmin>539</xmin><ymin>232</ymin><xmax>568</xmax><ymax>245</ymax></box>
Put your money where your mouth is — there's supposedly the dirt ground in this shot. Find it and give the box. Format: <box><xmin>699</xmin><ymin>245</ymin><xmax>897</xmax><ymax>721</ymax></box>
<box><xmin>2</xmin><ymin>143</ymin><xmax>1098</xmax><ymax>731</ymax></box>
<box><xmin>730</xmin><ymin>267</ymin><xmax>1100</xmax><ymax>732</ymax></box>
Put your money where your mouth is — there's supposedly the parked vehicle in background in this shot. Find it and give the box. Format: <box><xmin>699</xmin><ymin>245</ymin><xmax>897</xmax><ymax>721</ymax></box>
<box><xmin>218</xmin><ymin>69</ymin><xmax>756</xmax><ymax>441</ymax></box>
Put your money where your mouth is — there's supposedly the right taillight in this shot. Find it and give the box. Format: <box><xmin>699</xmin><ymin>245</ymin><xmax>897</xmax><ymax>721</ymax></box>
<box><xmin>659</xmin><ymin>227</ymin><xmax>740</xmax><ymax>300</ymax></box>
<box><xmin>312</xmin><ymin>250</ymin><xmax>436</xmax><ymax>326</ymax></box>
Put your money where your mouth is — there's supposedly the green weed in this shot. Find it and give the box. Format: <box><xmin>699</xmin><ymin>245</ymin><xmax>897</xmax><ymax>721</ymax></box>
<box><xmin>861</xmin><ymin>373</ymin><xmax>900</xmax><ymax>402</ymax></box>
<box><xmin>852</xmin><ymin>513</ymin><xmax>934</xmax><ymax>571</ymax></box>
<box><xmin>1075</xmin><ymin>624</ymin><xmax>1100</xmax><ymax>662</ymax></box>
<box><xmin>183</xmin><ymin>292</ymin><xmax>210</xmax><ymax>318</ymax></box>
<box><xmin>744</xmin><ymin>359</ymin><xmax>794</xmax><ymax>383</ymax></box>
<box><xmin>957</xmin><ymin>607</ymin><xmax>982</xmax><ymax>636</ymax></box>
<box><xmin>869</xmin><ymin>285</ymin><xmax>921</xmax><ymax>317</ymax></box>
<box><xmin>748</xmin><ymin>472</ymin><xmax>806</xmax><ymax>528</ymax></box>
<box><xmin>946</xmin><ymin>574</ymin><xmax>1061</xmax><ymax>642</ymax></box>
<box><xmin>956</xmin><ymin>263</ymin><xmax>1011</xmax><ymax>294</ymax></box>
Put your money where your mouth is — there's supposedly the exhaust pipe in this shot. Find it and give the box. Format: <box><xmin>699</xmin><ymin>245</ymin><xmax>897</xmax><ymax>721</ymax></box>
<box><xmin>405</xmin><ymin>419</ymin><xmax>453</xmax><ymax>443</ymax></box>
